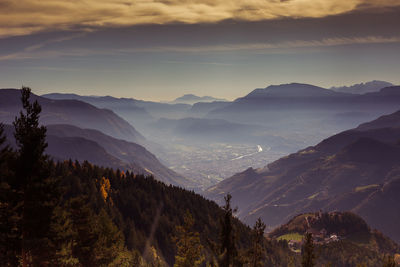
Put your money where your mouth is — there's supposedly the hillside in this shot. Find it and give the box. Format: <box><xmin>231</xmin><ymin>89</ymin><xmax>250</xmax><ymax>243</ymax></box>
<box><xmin>0</xmin><ymin>89</ymin><xmax>145</xmax><ymax>145</ymax></box>
<box><xmin>357</xmin><ymin>109</ymin><xmax>400</xmax><ymax>131</ymax></box>
<box><xmin>205</xmin><ymin>109</ymin><xmax>400</xmax><ymax>244</ymax></box>
<box><xmin>269</xmin><ymin>212</ymin><xmax>400</xmax><ymax>266</ymax></box>
<box><xmin>2</xmin><ymin>124</ymin><xmax>194</xmax><ymax>187</ymax></box>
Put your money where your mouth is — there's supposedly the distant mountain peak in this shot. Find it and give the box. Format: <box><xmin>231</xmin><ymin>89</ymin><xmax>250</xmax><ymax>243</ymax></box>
<box><xmin>331</xmin><ymin>80</ymin><xmax>394</xmax><ymax>94</ymax></box>
<box><xmin>170</xmin><ymin>94</ymin><xmax>227</xmax><ymax>104</ymax></box>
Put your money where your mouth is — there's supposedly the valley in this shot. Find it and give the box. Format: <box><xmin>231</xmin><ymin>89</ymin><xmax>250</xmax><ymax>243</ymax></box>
<box><xmin>156</xmin><ymin>142</ymin><xmax>286</xmax><ymax>189</ymax></box>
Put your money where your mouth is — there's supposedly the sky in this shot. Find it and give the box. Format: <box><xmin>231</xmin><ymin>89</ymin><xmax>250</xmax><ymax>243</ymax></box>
<box><xmin>0</xmin><ymin>0</ymin><xmax>400</xmax><ymax>101</ymax></box>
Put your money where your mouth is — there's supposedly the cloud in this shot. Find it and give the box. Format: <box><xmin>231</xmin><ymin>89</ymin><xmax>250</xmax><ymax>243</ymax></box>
<box><xmin>2</xmin><ymin>35</ymin><xmax>399</xmax><ymax>61</ymax></box>
<box><xmin>1</xmin><ymin>0</ymin><xmax>400</xmax><ymax>38</ymax></box>
<box><xmin>129</xmin><ymin>36</ymin><xmax>400</xmax><ymax>53</ymax></box>
<box><xmin>0</xmin><ymin>33</ymin><xmax>87</xmax><ymax>61</ymax></box>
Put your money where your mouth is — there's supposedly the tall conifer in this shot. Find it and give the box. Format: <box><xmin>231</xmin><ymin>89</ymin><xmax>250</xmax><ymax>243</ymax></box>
<box><xmin>219</xmin><ymin>194</ymin><xmax>238</xmax><ymax>267</ymax></box>
<box><xmin>13</xmin><ymin>87</ymin><xmax>58</xmax><ymax>266</ymax></box>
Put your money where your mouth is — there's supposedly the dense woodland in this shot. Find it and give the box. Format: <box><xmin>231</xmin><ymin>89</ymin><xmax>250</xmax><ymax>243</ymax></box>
<box><xmin>0</xmin><ymin>88</ymin><xmax>398</xmax><ymax>266</ymax></box>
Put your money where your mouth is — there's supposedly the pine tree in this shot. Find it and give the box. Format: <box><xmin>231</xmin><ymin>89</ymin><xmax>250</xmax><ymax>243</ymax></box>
<box><xmin>219</xmin><ymin>193</ymin><xmax>238</xmax><ymax>267</ymax></box>
<box><xmin>173</xmin><ymin>211</ymin><xmax>204</xmax><ymax>267</ymax></box>
<box><xmin>248</xmin><ymin>218</ymin><xmax>266</xmax><ymax>267</ymax></box>
<box><xmin>49</xmin><ymin>204</ymin><xmax>79</xmax><ymax>266</ymax></box>
<box><xmin>13</xmin><ymin>87</ymin><xmax>58</xmax><ymax>266</ymax></box>
<box><xmin>301</xmin><ymin>233</ymin><xmax>316</xmax><ymax>267</ymax></box>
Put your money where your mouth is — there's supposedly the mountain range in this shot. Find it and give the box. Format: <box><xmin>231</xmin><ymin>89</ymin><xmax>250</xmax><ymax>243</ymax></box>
<box><xmin>0</xmin><ymin>89</ymin><xmax>194</xmax><ymax>187</ymax></box>
<box><xmin>205</xmin><ymin>109</ymin><xmax>400</xmax><ymax>243</ymax></box>
<box><xmin>1</xmin><ymin>89</ymin><xmax>145</xmax><ymax>145</ymax></box>
<box><xmin>205</xmin><ymin>83</ymin><xmax>400</xmax><ymax>145</ymax></box>
<box><xmin>2</xmin><ymin>123</ymin><xmax>194</xmax><ymax>187</ymax></box>
<box><xmin>42</xmin><ymin>93</ymin><xmax>192</xmax><ymax>122</ymax></box>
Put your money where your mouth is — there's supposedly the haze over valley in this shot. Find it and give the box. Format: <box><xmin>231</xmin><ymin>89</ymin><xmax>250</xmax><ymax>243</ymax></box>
<box><xmin>39</xmin><ymin>81</ymin><xmax>400</xmax><ymax>190</ymax></box>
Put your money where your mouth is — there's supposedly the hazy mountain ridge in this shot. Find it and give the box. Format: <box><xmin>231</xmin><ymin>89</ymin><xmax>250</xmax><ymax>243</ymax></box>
<box><xmin>207</xmin><ymin>83</ymin><xmax>400</xmax><ymax>129</ymax></box>
<box><xmin>205</xmin><ymin>109</ymin><xmax>400</xmax><ymax>243</ymax></box>
<box><xmin>213</xmin><ymin>83</ymin><xmax>400</xmax><ymax>112</ymax></box>
<box><xmin>170</xmin><ymin>94</ymin><xmax>227</xmax><ymax>105</ymax></box>
<box><xmin>331</xmin><ymin>80</ymin><xmax>394</xmax><ymax>94</ymax></box>
<box><xmin>42</xmin><ymin>92</ymin><xmax>192</xmax><ymax>121</ymax></box>
<box><xmin>204</xmin><ymin>83</ymin><xmax>400</xmax><ymax>149</ymax></box>
<box><xmin>242</xmin><ymin>83</ymin><xmax>351</xmax><ymax>99</ymax></box>
<box><xmin>2</xmin><ymin>124</ymin><xmax>194</xmax><ymax>187</ymax></box>
<box><xmin>1</xmin><ymin>89</ymin><xmax>197</xmax><ymax>186</ymax></box>
<box><xmin>357</xmin><ymin>110</ymin><xmax>400</xmax><ymax>131</ymax></box>
<box><xmin>1</xmin><ymin>89</ymin><xmax>146</xmax><ymax>145</ymax></box>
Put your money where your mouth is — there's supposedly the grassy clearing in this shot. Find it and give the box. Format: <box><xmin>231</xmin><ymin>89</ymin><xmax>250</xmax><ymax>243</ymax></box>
<box><xmin>277</xmin><ymin>232</ymin><xmax>303</xmax><ymax>242</ymax></box>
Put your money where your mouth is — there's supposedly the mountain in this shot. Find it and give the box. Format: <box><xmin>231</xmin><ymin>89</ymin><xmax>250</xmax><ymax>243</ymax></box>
<box><xmin>205</xmin><ymin>109</ymin><xmax>400</xmax><ymax>243</ymax></box>
<box><xmin>209</xmin><ymin>83</ymin><xmax>400</xmax><ymax>117</ymax></box>
<box><xmin>205</xmin><ymin>83</ymin><xmax>400</xmax><ymax>146</ymax></box>
<box><xmin>42</xmin><ymin>93</ymin><xmax>153</xmax><ymax>124</ymax></box>
<box><xmin>1</xmin><ymin>89</ymin><xmax>145</xmax><ymax>145</ymax></box>
<box><xmin>2</xmin><ymin>123</ymin><xmax>194</xmax><ymax>187</ymax></box>
<box><xmin>242</xmin><ymin>83</ymin><xmax>349</xmax><ymax>99</ymax></box>
<box><xmin>331</xmin><ymin>80</ymin><xmax>394</xmax><ymax>94</ymax></box>
<box><xmin>170</xmin><ymin>94</ymin><xmax>227</xmax><ymax>105</ymax></box>
<box><xmin>42</xmin><ymin>92</ymin><xmax>192</xmax><ymax>121</ymax></box>
<box><xmin>269</xmin><ymin>211</ymin><xmax>399</xmax><ymax>266</ymax></box>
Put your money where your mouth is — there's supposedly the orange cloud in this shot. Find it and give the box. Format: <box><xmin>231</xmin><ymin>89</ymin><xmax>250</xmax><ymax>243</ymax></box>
<box><xmin>1</xmin><ymin>0</ymin><xmax>399</xmax><ymax>38</ymax></box>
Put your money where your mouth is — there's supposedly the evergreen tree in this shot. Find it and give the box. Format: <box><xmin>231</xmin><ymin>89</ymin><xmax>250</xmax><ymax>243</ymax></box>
<box><xmin>13</xmin><ymin>87</ymin><xmax>58</xmax><ymax>266</ymax></box>
<box><xmin>173</xmin><ymin>211</ymin><xmax>204</xmax><ymax>267</ymax></box>
<box><xmin>301</xmin><ymin>233</ymin><xmax>316</xmax><ymax>267</ymax></box>
<box><xmin>49</xmin><ymin>204</ymin><xmax>79</xmax><ymax>266</ymax></box>
<box><xmin>248</xmin><ymin>218</ymin><xmax>266</xmax><ymax>267</ymax></box>
<box><xmin>219</xmin><ymin>193</ymin><xmax>238</xmax><ymax>267</ymax></box>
